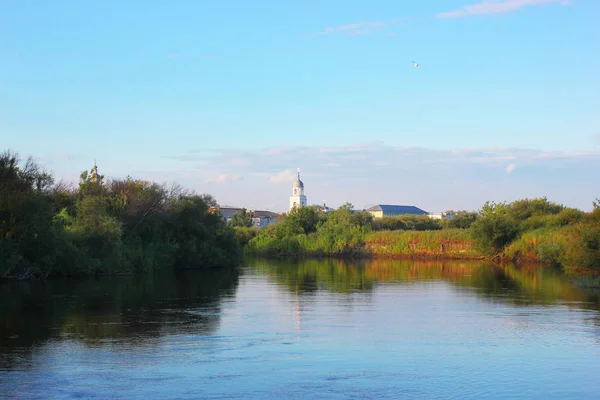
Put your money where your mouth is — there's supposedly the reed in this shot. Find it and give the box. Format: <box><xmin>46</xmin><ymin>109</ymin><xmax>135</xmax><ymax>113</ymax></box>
<box><xmin>364</xmin><ymin>229</ymin><xmax>484</xmax><ymax>259</ymax></box>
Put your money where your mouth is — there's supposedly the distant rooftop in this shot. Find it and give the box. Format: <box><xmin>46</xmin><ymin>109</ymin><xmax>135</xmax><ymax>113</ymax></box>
<box><xmin>366</xmin><ymin>204</ymin><xmax>428</xmax><ymax>215</ymax></box>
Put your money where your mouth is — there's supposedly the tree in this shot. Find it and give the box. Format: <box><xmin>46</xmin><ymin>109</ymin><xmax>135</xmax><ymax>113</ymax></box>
<box><xmin>229</xmin><ymin>208</ymin><xmax>253</xmax><ymax>228</ymax></box>
<box><xmin>448</xmin><ymin>211</ymin><xmax>478</xmax><ymax>229</ymax></box>
<box><xmin>285</xmin><ymin>206</ymin><xmax>322</xmax><ymax>234</ymax></box>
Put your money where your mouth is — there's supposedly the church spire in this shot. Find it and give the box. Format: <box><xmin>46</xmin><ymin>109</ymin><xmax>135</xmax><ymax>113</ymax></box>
<box><xmin>289</xmin><ymin>167</ymin><xmax>307</xmax><ymax>211</ymax></box>
<box><xmin>91</xmin><ymin>159</ymin><xmax>99</xmax><ymax>183</ymax></box>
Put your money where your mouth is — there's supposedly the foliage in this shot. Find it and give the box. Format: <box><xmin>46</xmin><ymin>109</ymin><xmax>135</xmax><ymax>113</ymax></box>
<box><xmin>447</xmin><ymin>211</ymin><xmax>478</xmax><ymax>229</ymax></box>
<box><xmin>246</xmin><ymin>196</ymin><xmax>600</xmax><ymax>271</ymax></box>
<box><xmin>0</xmin><ymin>151</ymin><xmax>241</xmax><ymax>280</ymax></box>
<box><xmin>285</xmin><ymin>205</ymin><xmax>324</xmax><ymax>234</ymax></box>
<box><xmin>229</xmin><ymin>208</ymin><xmax>253</xmax><ymax>228</ymax></box>
<box><xmin>246</xmin><ymin>205</ymin><xmax>370</xmax><ymax>257</ymax></box>
<box><xmin>233</xmin><ymin>226</ymin><xmax>258</xmax><ymax>246</ymax></box>
<box><xmin>365</xmin><ymin>229</ymin><xmax>482</xmax><ymax>259</ymax></box>
<box><xmin>470</xmin><ymin>198</ymin><xmax>572</xmax><ymax>256</ymax></box>
<box><xmin>372</xmin><ymin>215</ymin><xmax>443</xmax><ymax>231</ymax></box>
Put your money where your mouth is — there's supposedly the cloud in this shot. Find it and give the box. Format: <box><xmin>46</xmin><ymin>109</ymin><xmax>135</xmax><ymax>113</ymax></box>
<box><xmin>231</xmin><ymin>158</ymin><xmax>249</xmax><ymax>166</ymax></box>
<box><xmin>436</xmin><ymin>0</ymin><xmax>569</xmax><ymax>18</ymax></box>
<box><xmin>593</xmin><ymin>134</ymin><xmax>600</xmax><ymax>144</ymax></box>
<box><xmin>269</xmin><ymin>169</ymin><xmax>296</xmax><ymax>184</ymax></box>
<box><xmin>157</xmin><ymin>143</ymin><xmax>600</xmax><ymax>212</ymax></box>
<box><xmin>312</xmin><ymin>19</ymin><xmax>400</xmax><ymax>36</ymax></box>
<box><xmin>167</xmin><ymin>53</ymin><xmax>182</xmax><ymax>58</ymax></box>
<box><xmin>204</xmin><ymin>173</ymin><xmax>240</xmax><ymax>184</ymax></box>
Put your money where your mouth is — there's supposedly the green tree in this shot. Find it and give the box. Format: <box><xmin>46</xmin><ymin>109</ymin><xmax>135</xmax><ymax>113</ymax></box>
<box><xmin>470</xmin><ymin>202</ymin><xmax>520</xmax><ymax>255</ymax></box>
<box><xmin>447</xmin><ymin>211</ymin><xmax>478</xmax><ymax>229</ymax></box>
<box><xmin>0</xmin><ymin>151</ymin><xmax>59</xmax><ymax>278</ymax></box>
<box><xmin>285</xmin><ymin>206</ymin><xmax>322</xmax><ymax>234</ymax></box>
<box><xmin>229</xmin><ymin>208</ymin><xmax>253</xmax><ymax>228</ymax></box>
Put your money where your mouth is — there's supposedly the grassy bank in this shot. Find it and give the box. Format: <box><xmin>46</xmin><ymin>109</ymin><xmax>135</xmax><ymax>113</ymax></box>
<box><xmin>364</xmin><ymin>229</ymin><xmax>483</xmax><ymax>260</ymax></box>
<box><xmin>245</xmin><ymin>198</ymin><xmax>600</xmax><ymax>274</ymax></box>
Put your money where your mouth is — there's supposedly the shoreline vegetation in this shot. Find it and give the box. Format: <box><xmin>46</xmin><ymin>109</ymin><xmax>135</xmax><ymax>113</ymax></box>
<box><xmin>1</xmin><ymin>151</ymin><xmax>241</xmax><ymax>280</ymax></box>
<box><xmin>242</xmin><ymin>200</ymin><xmax>600</xmax><ymax>276</ymax></box>
<box><xmin>2</xmin><ymin>149</ymin><xmax>599</xmax><ymax>281</ymax></box>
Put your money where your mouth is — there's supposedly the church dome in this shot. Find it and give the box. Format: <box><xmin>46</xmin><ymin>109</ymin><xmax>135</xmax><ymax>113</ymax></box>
<box><xmin>293</xmin><ymin>168</ymin><xmax>304</xmax><ymax>189</ymax></box>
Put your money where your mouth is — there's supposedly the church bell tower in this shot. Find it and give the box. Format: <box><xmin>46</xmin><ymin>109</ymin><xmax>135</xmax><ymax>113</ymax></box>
<box><xmin>289</xmin><ymin>168</ymin><xmax>307</xmax><ymax>211</ymax></box>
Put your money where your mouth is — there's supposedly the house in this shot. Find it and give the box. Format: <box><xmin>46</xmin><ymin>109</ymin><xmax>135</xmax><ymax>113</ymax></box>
<box><xmin>366</xmin><ymin>204</ymin><xmax>428</xmax><ymax>219</ymax></box>
<box><xmin>428</xmin><ymin>211</ymin><xmax>454</xmax><ymax>220</ymax></box>
<box><xmin>211</xmin><ymin>207</ymin><xmax>244</xmax><ymax>223</ymax></box>
<box><xmin>209</xmin><ymin>206</ymin><xmax>279</xmax><ymax>228</ymax></box>
<box><xmin>251</xmin><ymin>210</ymin><xmax>279</xmax><ymax>228</ymax></box>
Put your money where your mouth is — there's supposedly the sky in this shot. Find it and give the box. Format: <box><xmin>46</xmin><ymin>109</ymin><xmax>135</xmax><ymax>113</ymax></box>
<box><xmin>1</xmin><ymin>0</ymin><xmax>599</xmax><ymax>212</ymax></box>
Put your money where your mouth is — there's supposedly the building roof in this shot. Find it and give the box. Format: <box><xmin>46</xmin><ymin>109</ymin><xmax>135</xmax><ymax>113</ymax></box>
<box><xmin>252</xmin><ymin>210</ymin><xmax>279</xmax><ymax>218</ymax></box>
<box><xmin>366</xmin><ymin>204</ymin><xmax>428</xmax><ymax>215</ymax></box>
<box><xmin>293</xmin><ymin>169</ymin><xmax>304</xmax><ymax>189</ymax></box>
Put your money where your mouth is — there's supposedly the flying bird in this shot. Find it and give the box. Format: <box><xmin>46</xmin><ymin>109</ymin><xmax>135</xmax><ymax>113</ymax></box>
<box><xmin>412</xmin><ymin>61</ymin><xmax>420</xmax><ymax>68</ymax></box>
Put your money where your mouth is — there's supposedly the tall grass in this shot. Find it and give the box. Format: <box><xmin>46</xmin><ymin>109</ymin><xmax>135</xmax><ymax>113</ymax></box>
<box><xmin>364</xmin><ymin>229</ymin><xmax>483</xmax><ymax>259</ymax></box>
<box><xmin>502</xmin><ymin>227</ymin><xmax>574</xmax><ymax>264</ymax></box>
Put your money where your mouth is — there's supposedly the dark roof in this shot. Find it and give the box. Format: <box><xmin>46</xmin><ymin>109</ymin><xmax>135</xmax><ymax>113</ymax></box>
<box><xmin>367</xmin><ymin>204</ymin><xmax>428</xmax><ymax>215</ymax></box>
<box><xmin>252</xmin><ymin>210</ymin><xmax>278</xmax><ymax>218</ymax></box>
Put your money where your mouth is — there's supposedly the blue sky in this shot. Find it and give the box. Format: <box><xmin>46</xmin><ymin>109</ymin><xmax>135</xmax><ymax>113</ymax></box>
<box><xmin>1</xmin><ymin>0</ymin><xmax>599</xmax><ymax>212</ymax></box>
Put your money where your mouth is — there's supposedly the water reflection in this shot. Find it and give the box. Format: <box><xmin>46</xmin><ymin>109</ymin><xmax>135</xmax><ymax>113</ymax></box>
<box><xmin>0</xmin><ymin>268</ymin><xmax>239</xmax><ymax>369</ymax></box>
<box><xmin>2</xmin><ymin>260</ymin><xmax>600</xmax><ymax>399</ymax></box>
<box><xmin>248</xmin><ymin>258</ymin><xmax>600</xmax><ymax>309</ymax></box>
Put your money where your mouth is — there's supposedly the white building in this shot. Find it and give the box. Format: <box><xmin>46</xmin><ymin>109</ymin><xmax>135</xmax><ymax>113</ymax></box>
<box><xmin>289</xmin><ymin>168</ymin><xmax>307</xmax><ymax>211</ymax></box>
<box><xmin>209</xmin><ymin>206</ymin><xmax>279</xmax><ymax>228</ymax></box>
<box><xmin>428</xmin><ymin>212</ymin><xmax>454</xmax><ymax>220</ymax></box>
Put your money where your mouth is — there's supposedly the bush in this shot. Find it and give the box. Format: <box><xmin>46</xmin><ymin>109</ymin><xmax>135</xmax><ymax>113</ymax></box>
<box><xmin>372</xmin><ymin>215</ymin><xmax>443</xmax><ymax>231</ymax></box>
<box><xmin>448</xmin><ymin>212</ymin><xmax>478</xmax><ymax>229</ymax></box>
<box><xmin>0</xmin><ymin>150</ymin><xmax>242</xmax><ymax>280</ymax></box>
<box><xmin>471</xmin><ymin>213</ymin><xmax>520</xmax><ymax>255</ymax></box>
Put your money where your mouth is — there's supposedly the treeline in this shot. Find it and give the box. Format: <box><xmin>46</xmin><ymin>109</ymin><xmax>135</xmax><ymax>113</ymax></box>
<box><xmin>245</xmin><ymin>203</ymin><xmax>371</xmax><ymax>257</ymax></box>
<box><xmin>244</xmin><ymin>198</ymin><xmax>600</xmax><ymax>271</ymax></box>
<box><xmin>0</xmin><ymin>151</ymin><xmax>241</xmax><ymax>280</ymax></box>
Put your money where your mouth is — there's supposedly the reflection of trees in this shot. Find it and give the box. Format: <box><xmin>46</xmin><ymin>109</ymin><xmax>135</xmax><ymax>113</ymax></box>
<box><xmin>0</xmin><ymin>268</ymin><xmax>239</xmax><ymax>369</ymax></box>
<box><xmin>249</xmin><ymin>258</ymin><xmax>375</xmax><ymax>294</ymax></box>
<box><xmin>249</xmin><ymin>258</ymin><xmax>600</xmax><ymax>311</ymax></box>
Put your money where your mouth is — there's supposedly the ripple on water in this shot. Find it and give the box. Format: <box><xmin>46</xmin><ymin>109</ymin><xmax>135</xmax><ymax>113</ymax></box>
<box><xmin>1</xmin><ymin>261</ymin><xmax>600</xmax><ymax>399</ymax></box>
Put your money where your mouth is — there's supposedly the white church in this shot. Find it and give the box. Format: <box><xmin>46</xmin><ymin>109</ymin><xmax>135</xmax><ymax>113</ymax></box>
<box><xmin>289</xmin><ymin>168</ymin><xmax>308</xmax><ymax>211</ymax></box>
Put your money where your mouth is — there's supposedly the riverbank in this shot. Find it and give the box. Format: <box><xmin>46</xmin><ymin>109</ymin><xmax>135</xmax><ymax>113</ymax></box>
<box><xmin>1</xmin><ymin>150</ymin><xmax>242</xmax><ymax>280</ymax></box>
<box><xmin>245</xmin><ymin>199</ymin><xmax>600</xmax><ymax>274</ymax></box>
<box><xmin>246</xmin><ymin>226</ymin><xmax>600</xmax><ymax>272</ymax></box>
<box><xmin>363</xmin><ymin>229</ymin><xmax>484</xmax><ymax>260</ymax></box>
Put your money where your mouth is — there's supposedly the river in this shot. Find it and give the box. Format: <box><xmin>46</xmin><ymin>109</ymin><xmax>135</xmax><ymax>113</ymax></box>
<box><xmin>1</xmin><ymin>259</ymin><xmax>599</xmax><ymax>399</ymax></box>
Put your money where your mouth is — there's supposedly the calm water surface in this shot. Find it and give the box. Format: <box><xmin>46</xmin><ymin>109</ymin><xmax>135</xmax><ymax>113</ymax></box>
<box><xmin>1</xmin><ymin>259</ymin><xmax>600</xmax><ymax>399</ymax></box>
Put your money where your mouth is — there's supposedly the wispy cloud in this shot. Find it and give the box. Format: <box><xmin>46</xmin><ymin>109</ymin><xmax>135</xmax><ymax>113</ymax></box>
<box><xmin>269</xmin><ymin>169</ymin><xmax>296</xmax><ymax>184</ymax></box>
<box><xmin>231</xmin><ymin>158</ymin><xmax>249</xmax><ymax>166</ymax></box>
<box><xmin>312</xmin><ymin>19</ymin><xmax>400</xmax><ymax>36</ymax></box>
<box><xmin>436</xmin><ymin>0</ymin><xmax>569</xmax><ymax>18</ymax></box>
<box><xmin>146</xmin><ymin>143</ymin><xmax>600</xmax><ymax>212</ymax></box>
<box><xmin>204</xmin><ymin>173</ymin><xmax>240</xmax><ymax>184</ymax></box>
<box><xmin>167</xmin><ymin>53</ymin><xmax>182</xmax><ymax>58</ymax></box>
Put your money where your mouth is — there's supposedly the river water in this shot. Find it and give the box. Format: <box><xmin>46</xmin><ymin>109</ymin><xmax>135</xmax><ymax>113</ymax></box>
<box><xmin>1</xmin><ymin>259</ymin><xmax>600</xmax><ymax>399</ymax></box>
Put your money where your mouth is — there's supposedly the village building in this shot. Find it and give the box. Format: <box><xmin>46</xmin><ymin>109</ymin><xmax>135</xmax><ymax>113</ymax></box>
<box><xmin>366</xmin><ymin>204</ymin><xmax>429</xmax><ymax>219</ymax></box>
<box><xmin>251</xmin><ymin>210</ymin><xmax>280</xmax><ymax>228</ymax></box>
<box><xmin>209</xmin><ymin>206</ymin><xmax>279</xmax><ymax>228</ymax></box>
<box><xmin>427</xmin><ymin>211</ymin><xmax>454</xmax><ymax>220</ymax></box>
